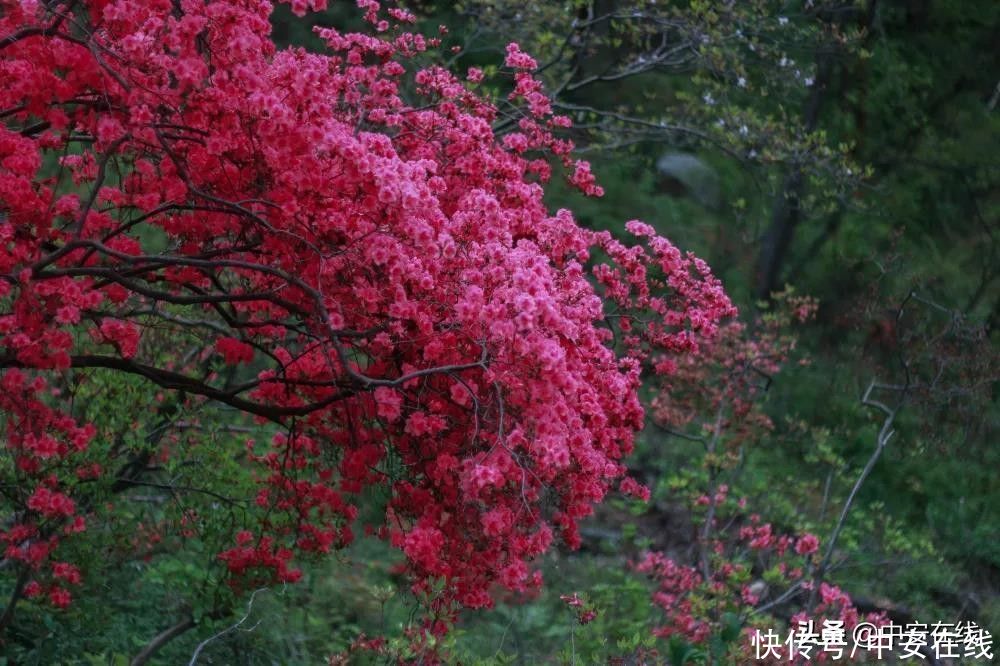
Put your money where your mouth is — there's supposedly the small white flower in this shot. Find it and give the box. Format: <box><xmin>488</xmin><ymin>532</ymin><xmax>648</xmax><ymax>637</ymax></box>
<box><xmin>778</xmin><ymin>16</ymin><xmax>789</xmax><ymax>25</ymax></box>
<box><xmin>804</xmin><ymin>77</ymin><xmax>814</xmax><ymax>87</ymax></box>
<box><xmin>779</xmin><ymin>57</ymin><xmax>789</xmax><ymax>67</ymax></box>
<box><xmin>739</xmin><ymin>124</ymin><xmax>749</xmax><ymax>136</ymax></box>
<box><xmin>703</xmin><ymin>92</ymin><xmax>716</xmax><ymax>106</ymax></box>
<box><xmin>748</xmin><ymin>149</ymin><xmax>758</xmax><ymax>159</ymax></box>
<box><xmin>737</xmin><ymin>77</ymin><xmax>747</xmax><ymax>88</ymax></box>
<box><xmin>716</xmin><ymin>118</ymin><xmax>726</xmax><ymax>128</ymax></box>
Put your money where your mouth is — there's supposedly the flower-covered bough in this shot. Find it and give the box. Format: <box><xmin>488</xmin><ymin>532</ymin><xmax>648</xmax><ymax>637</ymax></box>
<box><xmin>0</xmin><ymin>0</ymin><xmax>734</xmax><ymax>637</ymax></box>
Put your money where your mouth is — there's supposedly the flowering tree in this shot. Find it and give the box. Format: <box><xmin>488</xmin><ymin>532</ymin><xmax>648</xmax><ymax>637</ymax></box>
<box><xmin>0</xmin><ymin>0</ymin><xmax>735</xmax><ymax>652</ymax></box>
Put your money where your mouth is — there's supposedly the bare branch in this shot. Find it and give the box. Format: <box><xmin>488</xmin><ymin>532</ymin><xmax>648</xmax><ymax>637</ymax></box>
<box><xmin>188</xmin><ymin>588</ymin><xmax>269</xmax><ymax>666</ymax></box>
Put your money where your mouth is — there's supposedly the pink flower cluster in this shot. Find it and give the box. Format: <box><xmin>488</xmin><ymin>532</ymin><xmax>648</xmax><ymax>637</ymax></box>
<box><xmin>637</xmin><ymin>520</ymin><xmax>878</xmax><ymax>663</ymax></box>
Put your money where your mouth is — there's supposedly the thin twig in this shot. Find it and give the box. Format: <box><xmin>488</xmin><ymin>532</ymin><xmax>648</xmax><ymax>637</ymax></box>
<box><xmin>188</xmin><ymin>588</ymin><xmax>268</xmax><ymax>665</ymax></box>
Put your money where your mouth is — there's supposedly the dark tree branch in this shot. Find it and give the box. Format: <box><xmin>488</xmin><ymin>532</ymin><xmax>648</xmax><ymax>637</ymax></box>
<box><xmin>0</xmin><ymin>354</ymin><xmax>352</xmax><ymax>424</ymax></box>
<box><xmin>131</xmin><ymin>615</ymin><xmax>197</xmax><ymax>666</ymax></box>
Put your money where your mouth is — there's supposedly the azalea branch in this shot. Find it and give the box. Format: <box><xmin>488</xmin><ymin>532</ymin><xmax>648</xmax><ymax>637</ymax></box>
<box><xmin>0</xmin><ymin>2</ymin><xmax>73</xmax><ymax>51</ymax></box>
<box><xmin>0</xmin><ymin>354</ymin><xmax>352</xmax><ymax>424</ymax></box>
